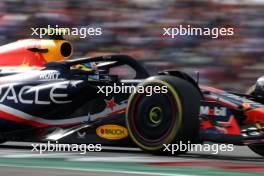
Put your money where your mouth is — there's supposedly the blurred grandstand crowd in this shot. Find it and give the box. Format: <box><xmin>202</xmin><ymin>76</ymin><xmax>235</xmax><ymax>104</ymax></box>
<box><xmin>0</xmin><ymin>0</ymin><xmax>263</xmax><ymax>91</ymax></box>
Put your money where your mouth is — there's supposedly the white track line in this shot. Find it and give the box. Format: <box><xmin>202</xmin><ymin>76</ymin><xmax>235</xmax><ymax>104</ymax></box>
<box><xmin>0</xmin><ymin>164</ymin><xmax>194</xmax><ymax>176</ymax></box>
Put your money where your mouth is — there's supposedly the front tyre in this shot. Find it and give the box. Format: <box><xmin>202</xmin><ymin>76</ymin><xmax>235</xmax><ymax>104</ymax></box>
<box><xmin>126</xmin><ymin>76</ymin><xmax>201</xmax><ymax>155</ymax></box>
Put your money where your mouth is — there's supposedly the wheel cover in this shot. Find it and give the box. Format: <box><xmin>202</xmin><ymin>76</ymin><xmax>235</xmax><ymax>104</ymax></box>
<box><xmin>149</xmin><ymin>106</ymin><xmax>162</xmax><ymax>125</ymax></box>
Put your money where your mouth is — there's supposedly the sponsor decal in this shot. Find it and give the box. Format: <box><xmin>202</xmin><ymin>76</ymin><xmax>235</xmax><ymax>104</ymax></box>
<box><xmin>200</xmin><ymin>106</ymin><xmax>227</xmax><ymax>117</ymax></box>
<box><xmin>39</xmin><ymin>72</ymin><xmax>60</xmax><ymax>80</ymax></box>
<box><xmin>0</xmin><ymin>84</ymin><xmax>71</xmax><ymax>105</ymax></box>
<box><xmin>96</xmin><ymin>124</ymin><xmax>128</xmax><ymax>140</ymax></box>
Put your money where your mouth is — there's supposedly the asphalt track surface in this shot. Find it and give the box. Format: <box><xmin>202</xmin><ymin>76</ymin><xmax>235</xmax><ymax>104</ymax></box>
<box><xmin>0</xmin><ymin>142</ymin><xmax>263</xmax><ymax>176</ymax></box>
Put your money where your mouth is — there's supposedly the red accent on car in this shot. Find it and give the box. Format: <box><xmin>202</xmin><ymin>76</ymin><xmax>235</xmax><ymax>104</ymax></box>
<box><xmin>105</xmin><ymin>98</ymin><xmax>116</xmax><ymax>110</ymax></box>
<box><xmin>244</xmin><ymin>108</ymin><xmax>264</xmax><ymax>124</ymax></box>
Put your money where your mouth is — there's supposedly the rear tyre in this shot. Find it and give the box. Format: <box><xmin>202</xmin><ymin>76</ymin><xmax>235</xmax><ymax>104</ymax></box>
<box><xmin>126</xmin><ymin>76</ymin><xmax>202</xmax><ymax>155</ymax></box>
<box><xmin>247</xmin><ymin>84</ymin><xmax>264</xmax><ymax>158</ymax></box>
<box><xmin>248</xmin><ymin>144</ymin><xmax>264</xmax><ymax>157</ymax></box>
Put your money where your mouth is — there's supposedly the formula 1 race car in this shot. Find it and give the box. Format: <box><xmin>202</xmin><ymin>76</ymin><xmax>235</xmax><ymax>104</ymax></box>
<box><xmin>0</xmin><ymin>39</ymin><xmax>264</xmax><ymax>157</ymax></box>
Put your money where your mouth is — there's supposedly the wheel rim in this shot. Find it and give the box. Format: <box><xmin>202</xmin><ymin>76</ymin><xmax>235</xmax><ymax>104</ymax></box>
<box><xmin>148</xmin><ymin>106</ymin><xmax>163</xmax><ymax>125</ymax></box>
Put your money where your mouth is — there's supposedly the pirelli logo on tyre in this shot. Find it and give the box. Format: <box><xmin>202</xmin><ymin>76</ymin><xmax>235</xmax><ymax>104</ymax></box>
<box><xmin>96</xmin><ymin>125</ymin><xmax>128</xmax><ymax>140</ymax></box>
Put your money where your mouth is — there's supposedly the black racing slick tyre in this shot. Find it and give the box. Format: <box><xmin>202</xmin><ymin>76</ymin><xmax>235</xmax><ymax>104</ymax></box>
<box><xmin>248</xmin><ymin>144</ymin><xmax>264</xmax><ymax>157</ymax></box>
<box><xmin>126</xmin><ymin>75</ymin><xmax>202</xmax><ymax>155</ymax></box>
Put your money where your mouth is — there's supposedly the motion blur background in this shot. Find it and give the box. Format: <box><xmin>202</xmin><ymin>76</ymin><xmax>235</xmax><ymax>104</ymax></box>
<box><xmin>0</xmin><ymin>0</ymin><xmax>263</xmax><ymax>91</ymax></box>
